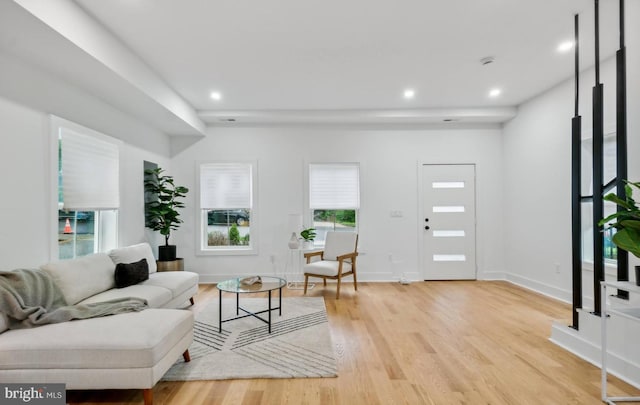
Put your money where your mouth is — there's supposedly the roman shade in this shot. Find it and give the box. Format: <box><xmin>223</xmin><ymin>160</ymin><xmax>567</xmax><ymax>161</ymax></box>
<box><xmin>309</xmin><ymin>163</ymin><xmax>360</xmax><ymax>209</ymax></box>
<box><xmin>60</xmin><ymin>126</ymin><xmax>120</xmax><ymax>210</ymax></box>
<box><xmin>200</xmin><ymin>163</ymin><xmax>252</xmax><ymax>209</ymax></box>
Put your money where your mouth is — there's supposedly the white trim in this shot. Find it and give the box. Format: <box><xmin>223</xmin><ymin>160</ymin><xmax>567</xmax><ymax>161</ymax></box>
<box><xmin>550</xmin><ymin>314</ymin><xmax>640</xmax><ymax>389</ymax></box>
<box><xmin>195</xmin><ymin>160</ymin><xmax>259</xmax><ymax>256</ymax></box>
<box><xmin>49</xmin><ymin>115</ymin><xmax>121</xmax><ymax>260</ymax></box>
<box><xmin>505</xmin><ymin>272</ymin><xmax>572</xmax><ymax>304</ymax></box>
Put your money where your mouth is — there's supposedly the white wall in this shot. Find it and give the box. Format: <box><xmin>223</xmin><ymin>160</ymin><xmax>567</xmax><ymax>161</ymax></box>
<box><xmin>502</xmin><ymin>10</ymin><xmax>640</xmax><ymax>302</ymax></box>
<box><xmin>506</xmin><ymin>1</ymin><xmax>640</xmax><ymax>386</ymax></box>
<box><xmin>169</xmin><ymin>125</ymin><xmax>505</xmax><ymax>283</ymax></box>
<box><xmin>0</xmin><ymin>63</ymin><xmax>172</xmax><ymax>269</ymax></box>
<box><xmin>0</xmin><ymin>96</ymin><xmax>51</xmax><ymax>269</ymax></box>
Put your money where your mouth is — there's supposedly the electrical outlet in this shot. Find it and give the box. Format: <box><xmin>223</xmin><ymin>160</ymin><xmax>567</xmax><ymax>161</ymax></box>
<box><xmin>390</xmin><ymin>210</ymin><xmax>403</xmax><ymax>218</ymax></box>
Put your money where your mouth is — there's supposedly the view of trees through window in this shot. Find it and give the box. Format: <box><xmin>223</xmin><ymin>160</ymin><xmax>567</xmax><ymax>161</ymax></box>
<box><xmin>206</xmin><ymin>209</ymin><xmax>251</xmax><ymax>247</ymax></box>
<box><xmin>312</xmin><ymin>209</ymin><xmax>357</xmax><ymax>244</ymax></box>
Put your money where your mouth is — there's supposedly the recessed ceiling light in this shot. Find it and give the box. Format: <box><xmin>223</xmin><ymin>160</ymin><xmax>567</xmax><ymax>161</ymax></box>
<box><xmin>488</xmin><ymin>88</ymin><xmax>501</xmax><ymax>98</ymax></box>
<box><xmin>403</xmin><ymin>89</ymin><xmax>415</xmax><ymax>99</ymax></box>
<box><xmin>210</xmin><ymin>91</ymin><xmax>222</xmax><ymax>101</ymax></box>
<box><xmin>557</xmin><ymin>41</ymin><xmax>574</xmax><ymax>53</ymax></box>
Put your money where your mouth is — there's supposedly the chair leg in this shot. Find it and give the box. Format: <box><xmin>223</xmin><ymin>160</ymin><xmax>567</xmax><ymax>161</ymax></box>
<box><xmin>336</xmin><ymin>277</ymin><xmax>341</xmax><ymax>299</ymax></box>
<box><xmin>353</xmin><ymin>268</ymin><xmax>358</xmax><ymax>291</ymax></box>
<box><xmin>143</xmin><ymin>389</ymin><xmax>153</xmax><ymax>405</ymax></box>
<box><xmin>303</xmin><ymin>275</ymin><xmax>309</xmax><ymax>294</ymax></box>
<box><xmin>183</xmin><ymin>350</ymin><xmax>191</xmax><ymax>362</ymax></box>
<box><xmin>323</xmin><ymin>278</ymin><xmax>327</xmax><ymax>286</ymax></box>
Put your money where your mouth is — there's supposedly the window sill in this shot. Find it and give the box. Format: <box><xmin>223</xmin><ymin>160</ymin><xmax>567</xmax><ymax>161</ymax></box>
<box><xmin>198</xmin><ymin>246</ymin><xmax>258</xmax><ymax>256</ymax></box>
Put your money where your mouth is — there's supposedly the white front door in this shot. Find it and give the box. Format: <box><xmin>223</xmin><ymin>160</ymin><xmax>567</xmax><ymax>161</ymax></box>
<box><xmin>422</xmin><ymin>164</ymin><xmax>476</xmax><ymax>280</ymax></box>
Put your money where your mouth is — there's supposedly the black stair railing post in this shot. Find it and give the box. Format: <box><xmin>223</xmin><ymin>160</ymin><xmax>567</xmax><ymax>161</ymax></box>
<box><xmin>571</xmin><ymin>13</ymin><xmax>582</xmax><ymax>330</ymax></box>
<box><xmin>592</xmin><ymin>0</ymin><xmax>604</xmax><ymax>316</ymax></box>
<box><xmin>615</xmin><ymin>0</ymin><xmax>629</xmax><ymax>297</ymax></box>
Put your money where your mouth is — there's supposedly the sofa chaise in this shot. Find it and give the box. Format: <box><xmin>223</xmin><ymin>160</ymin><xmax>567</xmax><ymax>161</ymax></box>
<box><xmin>0</xmin><ymin>243</ymin><xmax>199</xmax><ymax>405</ymax></box>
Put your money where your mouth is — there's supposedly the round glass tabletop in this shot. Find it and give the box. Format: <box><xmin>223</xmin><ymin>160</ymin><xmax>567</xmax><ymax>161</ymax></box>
<box><xmin>216</xmin><ymin>276</ymin><xmax>286</xmax><ymax>294</ymax></box>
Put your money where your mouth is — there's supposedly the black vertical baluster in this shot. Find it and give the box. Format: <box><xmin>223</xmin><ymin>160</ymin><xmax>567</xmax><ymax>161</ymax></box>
<box><xmin>615</xmin><ymin>0</ymin><xmax>629</xmax><ymax>298</ymax></box>
<box><xmin>571</xmin><ymin>13</ymin><xmax>582</xmax><ymax>330</ymax></box>
<box><xmin>592</xmin><ymin>0</ymin><xmax>604</xmax><ymax>316</ymax></box>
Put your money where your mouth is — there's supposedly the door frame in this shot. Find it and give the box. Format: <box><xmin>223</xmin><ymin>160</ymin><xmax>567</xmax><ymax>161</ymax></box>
<box><xmin>417</xmin><ymin>162</ymin><xmax>478</xmax><ymax>281</ymax></box>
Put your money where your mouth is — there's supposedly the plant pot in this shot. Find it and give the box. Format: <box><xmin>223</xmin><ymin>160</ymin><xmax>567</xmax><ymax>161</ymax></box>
<box><xmin>636</xmin><ymin>266</ymin><xmax>640</xmax><ymax>286</ymax></box>
<box><xmin>158</xmin><ymin>245</ymin><xmax>177</xmax><ymax>261</ymax></box>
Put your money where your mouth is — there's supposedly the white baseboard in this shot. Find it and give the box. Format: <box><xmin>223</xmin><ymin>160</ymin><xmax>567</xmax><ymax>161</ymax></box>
<box><xmin>550</xmin><ymin>317</ymin><xmax>640</xmax><ymax>389</ymax></box>
<box><xmin>480</xmin><ymin>271</ymin><xmax>506</xmax><ymax>280</ymax></box>
<box><xmin>504</xmin><ymin>273</ymin><xmax>572</xmax><ymax>304</ymax></box>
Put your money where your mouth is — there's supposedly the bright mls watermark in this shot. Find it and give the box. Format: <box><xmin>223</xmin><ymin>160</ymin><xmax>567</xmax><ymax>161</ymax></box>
<box><xmin>0</xmin><ymin>384</ymin><xmax>65</xmax><ymax>404</ymax></box>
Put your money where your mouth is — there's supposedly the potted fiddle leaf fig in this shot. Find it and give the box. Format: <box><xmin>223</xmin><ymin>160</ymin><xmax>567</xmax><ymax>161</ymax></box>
<box><xmin>144</xmin><ymin>168</ymin><xmax>189</xmax><ymax>261</ymax></box>
<box><xmin>600</xmin><ymin>180</ymin><xmax>640</xmax><ymax>284</ymax></box>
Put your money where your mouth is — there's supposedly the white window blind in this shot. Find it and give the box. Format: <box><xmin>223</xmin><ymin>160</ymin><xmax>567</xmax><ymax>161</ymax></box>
<box><xmin>309</xmin><ymin>163</ymin><xmax>360</xmax><ymax>209</ymax></box>
<box><xmin>200</xmin><ymin>163</ymin><xmax>252</xmax><ymax>209</ymax></box>
<box><xmin>60</xmin><ymin>127</ymin><xmax>120</xmax><ymax>210</ymax></box>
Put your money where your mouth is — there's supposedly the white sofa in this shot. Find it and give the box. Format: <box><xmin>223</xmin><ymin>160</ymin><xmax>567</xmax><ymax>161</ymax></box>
<box><xmin>0</xmin><ymin>243</ymin><xmax>199</xmax><ymax>405</ymax></box>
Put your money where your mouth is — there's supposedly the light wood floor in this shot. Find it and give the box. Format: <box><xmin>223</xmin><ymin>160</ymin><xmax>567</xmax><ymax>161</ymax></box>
<box><xmin>67</xmin><ymin>281</ymin><xmax>640</xmax><ymax>404</ymax></box>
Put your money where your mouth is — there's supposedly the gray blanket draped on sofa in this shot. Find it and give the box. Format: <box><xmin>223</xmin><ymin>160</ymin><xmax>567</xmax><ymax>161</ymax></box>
<box><xmin>0</xmin><ymin>268</ymin><xmax>147</xmax><ymax>329</ymax></box>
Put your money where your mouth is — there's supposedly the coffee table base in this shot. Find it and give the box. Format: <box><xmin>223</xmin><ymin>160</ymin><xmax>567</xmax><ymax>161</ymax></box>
<box><xmin>287</xmin><ymin>281</ymin><xmax>314</xmax><ymax>290</ymax></box>
<box><xmin>219</xmin><ymin>288</ymin><xmax>282</xmax><ymax>333</ymax></box>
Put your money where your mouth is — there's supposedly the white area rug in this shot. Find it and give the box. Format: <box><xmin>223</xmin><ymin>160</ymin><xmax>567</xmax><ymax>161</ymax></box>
<box><xmin>162</xmin><ymin>297</ymin><xmax>337</xmax><ymax>381</ymax></box>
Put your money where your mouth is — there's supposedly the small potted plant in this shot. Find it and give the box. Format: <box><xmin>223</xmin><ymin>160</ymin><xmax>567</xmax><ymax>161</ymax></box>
<box><xmin>144</xmin><ymin>168</ymin><xmax>189</xmax><ymax>261</ymax></box>
<box><xmin>300</xmin><ymin>228</ymin><xmax>317</xmax><ymax>249</ymax></box>
<box><xmin>600</xmin><ymin>180</ymin><xmax>640</xmax><ymax>284</ymax></box>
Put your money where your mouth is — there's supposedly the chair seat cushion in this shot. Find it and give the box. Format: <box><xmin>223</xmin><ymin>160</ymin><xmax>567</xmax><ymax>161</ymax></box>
<box><xmin>304</xmin><ymin>260</ymin><xmax>352</xmax><ymax>277</ymax></box>
<box><xmin>0</xmin><ymin>309</ymin><xmax>193</xmax><ymax>370</ymax></box>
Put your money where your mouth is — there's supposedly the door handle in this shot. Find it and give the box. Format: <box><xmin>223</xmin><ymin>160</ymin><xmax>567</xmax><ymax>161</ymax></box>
<box><xmin>425</xmin><ymin>226</ymin><xmax>430</xmax><ymax>230</ymax></box>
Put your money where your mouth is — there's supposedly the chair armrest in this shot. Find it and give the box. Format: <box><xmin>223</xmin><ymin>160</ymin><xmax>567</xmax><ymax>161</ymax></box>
<box><xmin>337</xmin><ymin>252</ymin><xmax>358</xmax><ymax>261</ymax></box>
<box><xmin>304</xmin><ymin>251</ymin><xmax>324</xmax><ymax>263</ymax></box>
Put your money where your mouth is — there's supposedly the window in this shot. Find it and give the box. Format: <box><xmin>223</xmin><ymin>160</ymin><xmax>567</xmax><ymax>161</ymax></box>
<box><xmin>580</xmin><ymin>133</ymin><xmax>618</xmax><ymax>264</ymax></box>
<box><xmin>53</xmin><ymin>116</ymin><xmax>119</xmax><ymax>259</ymax></box>
<box><xmin>199</xmin><ymin>162</ymin><xmax>257</xmax><ymax>254</ymax></box>
<box><xmin>309</xmin><ymin>163</ymin><xmax>360</xmax><ymax>245</ymax></box>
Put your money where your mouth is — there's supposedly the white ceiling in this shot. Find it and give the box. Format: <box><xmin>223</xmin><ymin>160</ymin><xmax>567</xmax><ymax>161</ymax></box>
<box><xmin>2</xmin><ymin>0</ymin><xmax>623</xmax><ymax>131</ymax></box>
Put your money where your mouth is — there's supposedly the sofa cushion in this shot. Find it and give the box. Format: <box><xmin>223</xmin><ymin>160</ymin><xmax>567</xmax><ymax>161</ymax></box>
<box><xmin>80</xmin><ymin>285</ymin><xmax>172</xmax><ymax>308</ymax></box>
<box><xmin>142</xmin><ymin>271</ymin><xmax>199</xmax><ymax>299</ymax></box>
<box><xmin>114</xmin><ymin>259</ymin><xmax>149</xmax><ymax>288</ymax></box>
<box><xmin>0</xmin><ymin>309</ymin><xmax>193</xmax><ymax>370</ymax></box>
<box><xmin>109</xmin><ymin>243</ymin><xmax>157</xmax><ymax>274</ymax></box>
<box><xmin>41</xmin><ymin>253</ymin><xmax>116</xmax><ymax>305</ymax></box>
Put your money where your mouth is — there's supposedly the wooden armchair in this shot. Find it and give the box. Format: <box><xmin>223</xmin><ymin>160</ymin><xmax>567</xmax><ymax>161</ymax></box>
<box><xmin>303</xmin><ymin>232</ymin><xmax>358</xmax><ymax>299</ymax></box>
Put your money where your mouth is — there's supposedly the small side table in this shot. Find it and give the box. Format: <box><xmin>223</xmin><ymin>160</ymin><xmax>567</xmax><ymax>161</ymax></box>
<box><xmin>287</xmin><ymin>249</ymin><xmax>315</xmax><ymax>290</ymax></box>
<box><xmin>156</xmin><ymin>258</ymin><xmax>184</xmax><ymax>272</ymax></box>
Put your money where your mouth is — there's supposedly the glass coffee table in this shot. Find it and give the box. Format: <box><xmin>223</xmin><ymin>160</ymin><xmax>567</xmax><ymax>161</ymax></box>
<box><xmin>216</xmin><ymin>276</ymin><xmax>286</xmax><ymax>333</ymax></box>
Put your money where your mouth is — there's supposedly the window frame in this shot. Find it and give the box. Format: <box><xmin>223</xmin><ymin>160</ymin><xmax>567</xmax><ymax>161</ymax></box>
<box><xmin>50</xmin><ymin>116</ymin><xmax>120</xmax><ymax>260</ymax></box>
<box><xmin>305</xmin><ymin>162</ymin><xmax>361</xmax><ymax>248</ymax></box>
<box><xmin>196</xmin><ymin>160</ymin><xmax>258</xmax><ymax>256</ymax></box>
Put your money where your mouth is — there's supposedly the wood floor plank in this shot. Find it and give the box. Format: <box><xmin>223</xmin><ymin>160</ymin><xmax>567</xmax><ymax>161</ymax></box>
<box><xmin>66</xmin><ymin>280</ymin><xmax>640</xmax><ymax>404</ymax></box>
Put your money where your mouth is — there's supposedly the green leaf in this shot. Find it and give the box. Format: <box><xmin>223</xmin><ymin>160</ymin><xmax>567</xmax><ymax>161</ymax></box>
<box><xmin>612</xmin><ymin>228</ymin><xmax>640</xmax><ymax>258</ymax></box>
